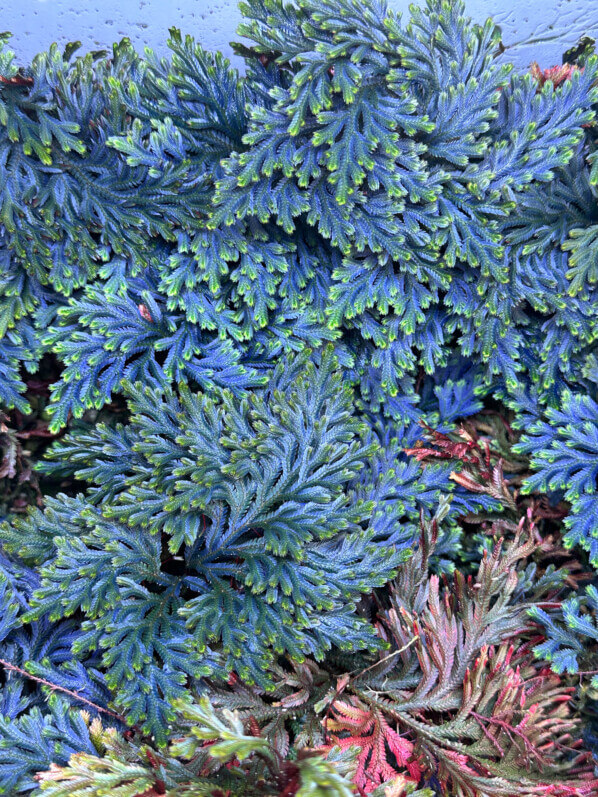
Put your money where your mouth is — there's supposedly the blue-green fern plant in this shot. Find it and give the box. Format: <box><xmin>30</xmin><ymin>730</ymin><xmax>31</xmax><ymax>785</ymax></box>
<box><xmin>514</xmin><ymin>391</ymin><xmax>598</xmax><ymax>567</ymax></box>
<box><xmin>530</xmin><ymin>584</ymin><xmax>598</xmax><ymax>687</ymax></box>
<box><xmin>0</xmin><ymin>549</ymin><xmax>112</xmax><ymax>794</ymax></box>
<box><xmin>0</xmin><ymin>0</ymin><xmax>598</xmax><ymax>791</ymax></box>
<box><xmin>1</xmin><ymin>0</ymin><xmax>597</xmax><ymax>431</ymax></box>
<box><xmin>500</xmin><ymin>43</ymin><xmax>598</xmax><ymax>570</ymax></box>
<box><xmin>2</xmin><ymin>349</ymin><xmax>404</xmax><ymax>744</ymax></box>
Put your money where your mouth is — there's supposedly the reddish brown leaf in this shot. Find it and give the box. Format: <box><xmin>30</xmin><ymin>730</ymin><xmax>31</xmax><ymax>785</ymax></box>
<box><xmin>138</xmin><ymin>304</ymin><xmax>153</xmax><ymax>322</ymax></box>
<box><xmin>0</xmin><ymin>73</ymin><xmax>34</xmax><ymax>87</ymax></box>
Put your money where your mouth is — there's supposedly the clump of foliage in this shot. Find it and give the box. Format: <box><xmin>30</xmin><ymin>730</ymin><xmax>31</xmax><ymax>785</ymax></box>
<box><xmin>8</xmin><ymin>348</ymin><xmax>404</xmax><ymax>743</ymax></box>
<box><xmin>323</xmin><ymin>516</ymin><xmax>598</xmax><ymax>796</ymax></box>
<box><xmin>2</xmin><ymin>0</ymin><xmax>597</xmax><ymax>427</ymax></box>
<box><xmin>23</xmin><ymin>499</ymin><xmax>598</xmax><ymax>796</ymax></box>
<box><xmin>33</xmin><ymin>697</ymin><xmax>360</xmax><ymax>797</ymax></box>
<box><xmin>0</xmin><ymin>0</ymin><xmax>598</xmax><ymax>794</ymax></box>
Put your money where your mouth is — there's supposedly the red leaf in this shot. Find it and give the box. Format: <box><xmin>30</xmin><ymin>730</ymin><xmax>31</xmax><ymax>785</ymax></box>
<box><xmin>531</xmin><ymin>61</ymin><xmax>580</xmax><ymax>87</ymax></box>
<box><xmin>0</xmin><ymin>73</ymin><xmax>34</xmax><ymax>87</ymax></box>
<box><xmin>138</xmin><ymin>304</ymin><xmax>153</xmax><ymax>322</ymax></box>
<box><xmin>321</xmin><ymin>698</ymin><xmax>420</xmax><ymax>793</ymax></box>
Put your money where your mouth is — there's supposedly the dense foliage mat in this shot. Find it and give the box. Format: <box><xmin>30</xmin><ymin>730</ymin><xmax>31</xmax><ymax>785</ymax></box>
<box><xmin>0</xmin><ymin>0</ymin><xmax>597</xmax><ymax>794</ymax></box>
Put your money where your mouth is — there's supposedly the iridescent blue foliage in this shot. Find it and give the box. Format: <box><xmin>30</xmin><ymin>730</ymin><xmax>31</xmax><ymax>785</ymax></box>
<box><xmin>0</xmin><ymin>0</ymin><xmax>598</xmax><ymax>788</ymax></box>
